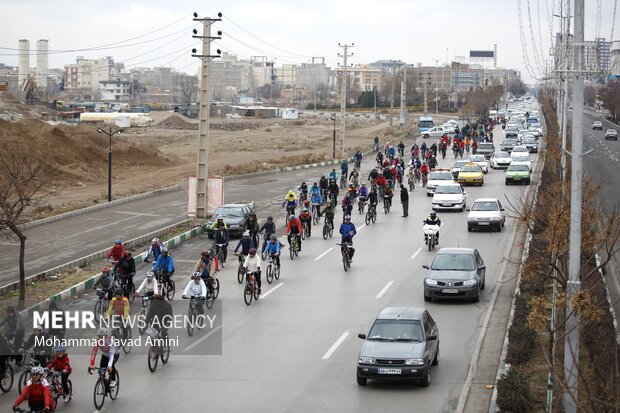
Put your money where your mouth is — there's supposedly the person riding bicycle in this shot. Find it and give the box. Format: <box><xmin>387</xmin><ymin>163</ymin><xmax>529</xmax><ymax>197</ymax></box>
<box><xmin>420</xmin><ymin>142</ymin><xmax>428</xmax><ymax>157</ymax></box>
<box><xmin>384</xmin><ymin>185</ymin><xmax>394</xmax><ymax>208</ymax></box>
<box><xmin>374</xmin><ymin>136</ymin><xmax>380</xmax><ymax>151</ymax></box>
<box><xmin>1</xmin><ymin>305</ymin><xmax>24</xmax><ymax>364</ymax></box>
<box><xmin>423</xmin><ymin>211</ymin><xmax>442</xmax><ymax>244</ymax></box>
<box><xmin>144</xmin><ymin>295</ymin><xmax>172</xmax><ymax>340</ymax></box>
<box><xmin>397</xmin><ymin>140</ymin><xmax>405</xmax><ymax>157</ymax></box>
<box><xmin>429</xmin><ymin>142</ymin><xmax>438</xmax><ymax>157</ymax></box>
<box><xmin>135</xmin><ymin>271</ymin><xmax>158</xmax><ymax>298</ymax></box>
<box><xmin>258</xmin><ymin>216</ymin><xmax>276</xmax><ymax>253</ymax></box>
<box><xmin>285</xmin><ymin>215</ymin><xmax>303</xmax><ymax>252</ymax></box>
<box><xmin>45</xmin><ymin>301</ymin><xmax>65</xmax><ymax>341</ymax></box>
<box><xmin>209</xmin><ymin>215</ymin><xmax>227</xmax><ymax>230</ymax></box>
<box><xmin>263</xmin><ymin>234</ymin><xmax>281</xmax><ymax>271</ymax></box>
<box><xmin>213</xmin><ymin>221</ymin><xmax>229</xmax><ymax>264</ymax></box>
<box><xmin>341</xmin><ymin>191</ymin><xmax>354</xmax><ymax>216</ymax></box>
<box><xmin>471</xmin><ymin>139</ymin><xmax>478</xmax><ymax>154</ymax></box>
<box><xmin>105</xmin><ymin>289</ymin><xmax>130</xmax><ymax>340</ymax></box>
<box><xmin>20</xmin><ymin>326</ymin><xmax>51</xmax><ymax>367</ymax></box>
<box><xmin>428</xmin><ymin>155</ymin><xmax>437</xmax><ymax>170</ymax></box>
<box><xmin>106</xmin><ymin>239</ymin><xmax>124</xmax><ymax>263</ymax></box>
<box><xmin>328</xmin><ymin>168</ymin><xmax>338</xmax><ymax>181</ymax></box>
<box><xmin>309</xmin><ymin>185</ymin><xmax>322</xmax><ymax>217</ymax></box>
<box><xmin>144</xmin><ymin>238</ymin><xmax>163</xmax><ymax>263</ymax></box>
<box><xmin>420</xmin><ymin>162</ymin><xmax>430</xmax><ymax>177</ymax></box>
<box><xmin>319</xmin><ymin>175</ymin><xmax>328</xmax><ymax>200</ymax></box>
<box><xmin>368</xmin><ymin>168</ymin><xmax>378</xmax><ymax>184</ymax></box>
<box><xmin>354</xmin><ymin>150</ymin><xmax>363</xmax><ymax>167</ymax></box>
<box><xmin>368</xmin><ymin>187</ymin><xmax>378</xmax><ymax>210</ymax></box>
<box><xmin>242</xmin><ymin>248</ymin><xmax>263</xmax><ymax>294</ymax></box>
<box><xmin>375</xmin><ymin>151</ymin><xmax>384</xmax><ymax>166</ymax></box>
<box><xmin>113</xmin><ymin>249</ymin><xmax>136</xmax><ymax>297</ymax></box>
<box><xmin>153</xmin><ymin>247</ymin><xmax>175</xmax><ymax>289</ymax></box>
<box><xmin>243</xmin><ymin>212</ymin><xmax>260</xmax><ymax>248</ymax></box>
<box><xmin>411</xmin><ymin>144</ymin><xmax>420</xmax><ymax>158</ymax></box>
<box><xmin>182</xmin><ymin>273</ymin><xmax>207</xmax><ymax>316</ymax></box>
<box><xmin>299</xmin><ymin>201</ymin><xmax>312</xmax><ymax>237</ymax></box>
<box><xmin>94</xmin><ymin>267</ymin><xmax>115</xmax><ymax>301</ymax></box>
<box><xmin>339</xmin><ymin>215</ymin><xmax>357</xmax><ymax>262</ymax></box>
<box><xmin>13</xmin><ymin>365</ymin><xmax>53</xmax><ymax>412</ymax></box>
<box><xmin>282</xmin><ymin>190</ymin><xmax>298</xmax><ymax>216</ymax></box>
<box><xmin>375</xmin><ymin>173</ymin><xmax>387</xmax><ymax>192</ymax></box>
<box><xmin>47</xmin><ymin>346</ymin><xmax>72</xmax><ymax>401</ymax></box>
<box><xmin>298</xmin><ymin>182</ymin><xmax>308</xmax><ymax>201</ymax></box>
<box><xmin>319</xmin><ymin>201</ymin><xmax>336</xmax><ymax>230</ymax></box>
<box><xmin>89</xmin><ymin>328</ymin><xmax>119</xmax><ymax>389</ymax></box>
<box><xmin>349</xmin><ymin>168</ymin><xmax>359</xmax><ymax>187</ymax></box>
<box><xmin>234</xmin><ymin>231</ymin><xmax>255</xmax><ymax>266</ymax></box>
<box><xmin>328</xmin><ymin>178</ymin><xmax>339</xmax><ymax>204</ymax></box>
<box><xmin>357</xmin><ymin>182</ymin><xmax>369</xmax><ymax>205</ymax></box>
<box><xmin>340</xmin><ymin>160</ymin><xmax>349</xmax><ymax>180</ymax></box>
<box><xmin>194</xmin><ymin>250</ymin><xmax>218</xmax><ymax>295</ymax></box>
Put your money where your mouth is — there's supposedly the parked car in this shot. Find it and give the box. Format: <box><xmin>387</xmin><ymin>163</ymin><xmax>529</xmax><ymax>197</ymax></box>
<box><xmin>432</xmin><ymin>183</ymin><xmax>468</xmax><ymax>211</ymax></box>
<box><xmin>605</xmin><ymin>129</ymin><xmax>618</xmax><ymax>141</ymax></box>
<box><xmin>423</xmin><ymin>248</ymin><xmax>486</xmax><ymax>302</ymax></box>
<box><xmin>467</xmin><ymin>154</ymin><xmax>489</xmax><ymax>173</ymax></box>
<box><xmin>457</xmin><ymin>163</ymin><xmax>485</xmax><ymax>186</ymax></box>
<box><xmin>467</xmin><ymin>198</ymin><xmax>505</xmax><ymax>232</ymax></box>
<box><xmin>356</xmin><ymin>307</ymin><xmax>439</xmax><ymax>386</ymax></box>
<box><xmin>592</xmin><ymin>121</ymin><xmax>603</xmax><ymax>130</ymax></box>
<box><xmin>490</xmin><ymin>151</ymin><xmax>512</xmax><ymax>169</ymax></box>
<box><xmin>205</xmin><ymin>202</ymin><xmax>256</xmax><ymax>238</ymax></box>
<box><xmin>476</xmin><ymin>142</ymin><xmax>495</xmax><ymax>159</ymax></box>
<box><xmin>505</xmin><ymin>164</ymin><xmax>531</xmax><ymax>185</ymax></box>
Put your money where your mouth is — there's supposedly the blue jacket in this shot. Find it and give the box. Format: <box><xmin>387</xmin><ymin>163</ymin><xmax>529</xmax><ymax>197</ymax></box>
<box><xmin>145</xmin><ymin>244</ymin><xmax>163</xmax><ymax>262</ymax></box>
<box><xmin>234</xmin><ymin>238</ymin><xmax>255</xmax><ymax>255</ymax></box>
<box><xmin>339</xmin><ymin>222</ymin><xmax>356</xmax><ymax>241</ymax></box>
<box><xmin>341</xmin><ymin>162</ymin><xmax>348</xmax><ymax>173</ymax></box>
<box><xmin>264</xmin><ymin>240</ymin><xmax>281</xmax><ymax>255</ymax></box>
<box><xmin>153</xmin><ymin>254</ymin><xmax>175</xmax><ymax>273</ymax></box>
<box><xmin>311</xmin><ymin>191</ymin><xmax>323</xmax><ymax>205</ymax></box>
<box><xmin>358</xmin><ymin>186</ymin><xmax>369</xmax><ymax>197</ymax></box>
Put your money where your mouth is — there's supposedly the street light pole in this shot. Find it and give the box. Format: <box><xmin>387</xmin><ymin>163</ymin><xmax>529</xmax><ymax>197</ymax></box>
<box><xmin>97</xmin><ymin>126</ymin><xmax>123</xmax><ymax>202</ymax></box>
<box><xmin>331</xmin><ymin>114</ymin><xmax>336</xmax><ymax>159</ymax></box>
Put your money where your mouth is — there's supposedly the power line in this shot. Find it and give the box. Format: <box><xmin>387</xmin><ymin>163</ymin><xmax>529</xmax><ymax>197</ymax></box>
<box><xmin>517</xmin><ymin>0</ymin><xmax>541</xmax><ymax>80</ymax></box>
<box><xmin>595</xmin><ymin>0</ymin><xmax>602</xmax><ymax>39</ymax></box>
<box><xmin>611</xmin><ymin>0</ymin><xmax>618</xmax><ymax>42</ymax></box>
<box><xmin>525</xmin><ymin>0</ymin><xmax>547</xmax><ymax>76</ymax></box>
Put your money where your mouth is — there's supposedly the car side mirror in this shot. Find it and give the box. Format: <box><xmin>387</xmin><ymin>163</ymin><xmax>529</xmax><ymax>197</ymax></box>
<box><xmin>358</xmin><ymin>333</ymin><xmax>367</xmax><ymax>340</ymax></box>
<box><xmin>500</xmin><ymin>208</ymin><xmax>505</xmax><ymax>211</ymax></box>
<box><xmin>422</xmin><ymin>265</ymin><xmax>429</xmax><ymax>269</ymax></box>
<box><xmin>427</xmin><ymin>335</ymin><xmax>437</xmax><ymax>341</ymax></box>
<box><xmin>479</xmin><ymin>265</ymin><xmax>486</xmax><ymax>271</ymax></box>
<box><xmin>466</xmin><ymin>208</ymin><xmax>470</xmax><ymax>211</ymax></box>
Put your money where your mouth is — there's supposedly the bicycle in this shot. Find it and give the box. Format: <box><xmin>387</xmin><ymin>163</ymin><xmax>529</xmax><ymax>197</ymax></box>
<box><xmin>357</xmin><ymin>197</ymin><xmax>367</xmax><ymax>214</ymax></box>
<box><xmin>184</xmin><ymin>295</ymin><xmax>205</xmax><ymax>337</ymax></box>
<box><xmin>46</xmin><ymin>368</ymin><xmax>73</xmax><ymax>409</ymax></box>
<box><xmin>288</xmin><ymin>235</ymin><xmax>299</xmax><ymax>260</ymax></box>
<box><xmin>365</xmin><ymin>203</ymin><xmax>377</xmax><ymax>225</ymax></box>
<box><xmin>322</xmin><ymin>216</ymin><xmax>334</xmax><ymax>240</ymax></box>
<box><xmin>111</xmin><ymin>320</ymin><xmax>132</xmax><ymax>355</ymax></box>
<box><xmin>337</xmin><ymin>242</ymin><xmax>353</xmax><ymax>272</ymax></box>
<box><xmin>94</xmin><ymin>288</ymin><xmax>111</xmax><ymax>318</ymax></box>
<box><xmin>339</xmin><ymin>174</ymin><xmax>347</xmax><ymax>189</ymax></box>
<box><xmin>302</xmin><ymin>220</ymin><xmax>311</xmax><ymax>240</ymax></box>
<box><xmin>421</xmin><ymin>173</ymin><xmax>428</xmax><ymax>188</ymax></box>
<box><xmin>264</xmin><ymin>253</ymin><xmax>280</xmax><ymax>284</ymax></box>
<box><xmin>89</xmin><ymin>365</ymin><xmax>119</xmax><ymax>411</ymax></box>
<box><xmin>235</xmin><ymin>253</ymin><xmax>247</xmax><ymax>284</ymax></box>
<box><xmin>138</xmin><ymin>295</ymin><xmax>151</xmax><ymax>335</ymax></box>
<box><xmin>243</xmin><ymin>271</ymin><xmax>260</xmax><ymax>306</ymax></box>
<box><xmin>154</xmin><ymin>269</ymin><xmax>175</xmax><ymax>301</ymax></box>
<box><xmin>408</xmin><ymin>175</ymin><xmax>415</xmax><ymax>192</ymax></box>
<box><xmin>311</xmin><ymin>204</ymin><xmax>320</xmax><ymax>225</ymax></box>
<box><xmin>17</xmin><ymin>354</ymin><xmax>41</xmax><ymax>394</ymax></box>
<box><xmin>146</xmin><ymin>326</ymin><xmax>170</xmax><ymax>373</ymax></box>
<box><xmin>0</xmin><ymin>357</ymin><xmax>14</xmax><ymax>393</ymax></box>
<box><xmin>213</xmin><ymin>243</ymin><xmax>227</xmax><ymax>268</ymax></box>
<box><xmin>329</xmin><ymin>191</ymin><xmax>336</xmax><ymax>206</ymax></box>
<box><xmin>383</xmin><ymin>195</ymin><xmax>391</xmax><ymax>214</ymax></box>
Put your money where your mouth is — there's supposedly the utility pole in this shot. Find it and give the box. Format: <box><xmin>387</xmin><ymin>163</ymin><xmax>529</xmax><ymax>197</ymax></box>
<box><xmin>192</xmin><ymin>12</ymin><xmax>222</xmax><ymax>218</ymax></box>
<box><xmin>338</xmin><ymin>43</ymin><xmax>353</xmax><ymax>157</ymax></box>
<box><xmin>389</xmin><ymin>60</ymin><xmax>396</xmax><ymax>126</ymax></box>
<box><xmin>561</xmin><ymin>0</ymin><xmax>571</xmax><ymax>178</ymax></box>
<box><xmin>96</xmin><ymin>126</ymin><xmax>122</xmax><ymax>202</ymax></box>
<box><xmin>563</xmin><ymin>0</ymin><xmax>584</xmax><ymax>411</ymax></box>
<box><xmin>400</xmin><ymin>62</ymin><xmax>407</xmax><ymax>126</ymax></box>
<box><xmin>432</xmin><ymin>58</ymin><xmax>440</xmax><ymax>115</ymax></box>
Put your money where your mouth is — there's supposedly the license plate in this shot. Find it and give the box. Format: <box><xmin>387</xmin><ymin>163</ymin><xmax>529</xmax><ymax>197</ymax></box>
<box><xmin>513</xmin><ymin>177</ymin><xmax>521</xmax><ymax>180</ymax></box>
<box><xmin>478</xmin><ymin>222</ymin><xmax>490</xmax><ymax>225</ymax></box>
<box><xmin>378</xmin><ymin>368</ymin><xmax>402</xmax><ymax>375</ymax></box>
<box><xmin>442</xmin><ymin>203</ymin><xmax>452</xmax><ymax>207</ymax></box>
<box><xmin>441</xmin><ymin>288</ymin><xmax>459</xmax><ymax>293</ymax></box>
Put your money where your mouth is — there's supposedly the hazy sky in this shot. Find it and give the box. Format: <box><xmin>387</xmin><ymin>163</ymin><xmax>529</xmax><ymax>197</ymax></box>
<box><xmin>1</xmin><ymin>0</ymin><xmax>618</xmax><ymax>84</ymax></box>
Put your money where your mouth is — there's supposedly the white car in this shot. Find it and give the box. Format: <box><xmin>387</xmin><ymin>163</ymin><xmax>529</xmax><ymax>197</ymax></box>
<box><xmin>511</xmin><ymin>145</ymin><xmax>529</xmax><ymax>155</ymax></box>
<box><xmin>422</xmin><ymin>126</ymin><xmax>450</xmax><ymax>139</ymax></box>
<box><xmin>450</xmin><ymin>159</ymin><xmax>471</xmax><ymax>179</ymax></box>
<box><xmin>510</xmin><ymin>153</ymin><xmax>532</xmax><ymax>171</ymax></box>
<box><xmin>432</xmin><ymin>183</ymin><xmax>468</xmax><ymax>211</ymax></box>
<box><xmin>445</xmin><ymin>119</ymin><xmax>459</xmax><ymax>128</ymax></box>
<box><xmin>467</xmin><ymin>198</ymin><xmax>505</xmax><ymax>232</ymax></box>
<box><xmin>468</xmin><ymin>154</ymin><xmax>489</xmax><ymax>173</ymax></box>
<box><xmin>426</xmin><ymin>170</ymin><xmax>454</xmax><ymax>196</ymax></box>
<box><xmin>441</xmin><ymin>123</ymin><xmax>455</xmax><ymax>134</ymax></box>
<box><xmin>490</xmin><ymin>151</ymin><xmax>512</xmax><ymax>169</ymax></box>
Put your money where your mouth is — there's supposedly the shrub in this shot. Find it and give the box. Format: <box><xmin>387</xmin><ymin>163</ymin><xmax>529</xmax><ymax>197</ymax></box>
<box><xmin>496</xmin><ymin>367</ymin><xmax>532</xmax><ymax>412</ymax></box>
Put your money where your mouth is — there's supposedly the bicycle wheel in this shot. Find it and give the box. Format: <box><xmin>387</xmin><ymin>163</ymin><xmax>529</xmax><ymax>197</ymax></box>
<box><xmin>343</xmin><ymin>254</ymin><xmax>349</xmax><ymax>272</ymax></box>
<box><xmin>365</xmin><ymin>211</ymin><xmax>371</xmax><ymax>225</ymax></box>
<box><xmin>274</xmin><ymin>264</ymin><xmax>280</xmax><ymax>280</ymax></box>
<box><xmin>213</xmin><ymin>278</ymin><xmax>220</xmax><ymax>299</ymax></box>
<box><xmin>301</xmin><ymin>226</ymin><xmax>305</xmax><ymax>240</ymax></box>
<box><xmin>51</xmin><ymin>385</ymin><xmax>59</xmax><ymax>411</ymax></box>
<box><xmin>66</xmin><ymin>379</ymin><xmax>73</xmax><ymax>401</ymax></box>
<box><xmin>289</xmin><ymin>242</ymin><xmax>295</xmax><ymax>260</ymax></box>
<box><xmin>161</xmin><ymin>344</ymin><xmax>171</xmax><ymax>364</ymax></box>
<box><xmin>237</xmin><ymin>263</ymin><xmax>244</xmax><ymax>284</ymax></box>
<box><xmin>244</xmin><ymin>283</ymin><xmax>253</xmax><ymax>305</ymax></box>
<box><xmin>0</xmin><ymin>363</ymin><xmax>13</xmax><ymax>393</ymax></box>
<box><xmin>128</xmin><ymin>284</ymin><xmax>136</xmax><ymax>303</ymax></box>
<box><xmin>94</xmin><ymin>300</ymin><xmax>103</xmax><ymax>317</ymax></box>
<box><xmin>166</xmin><ymin>280</ymin><xmax>175</xmax><ymax>301</ymax></box>
<box><xmin>148</xmin><ymin>346</ymin><xmax>159</xmax><ymax>372</ymax></box>
<box><xmin>266</xmin><ymin>265</ymin><xmax>274</xmax><ymax>284</ymax></box>
<box><xmin>322</xmin><ymin>223</ymin><xmax>328</xmax><ymax>240</ymax></box>
<box><xmin>17</xmin><ymin>367</ymin><xmax>29</xmax><ymax>394</ymax></box>
<box><xmin>253</xmin><ymin>282</ymin><xmax>260</xmax><ymax>300</ymax></box>
<box><xmin>187</xmin><ymin>307</ymin><xmax>195</xmax><ymax>337</ymax></box>
<box><xmin>329</xmin><ymin>224</ymin><xmax>333</xmax><ymax>237</ymax></box>
<box><xmin>372</xmin><ymin>210</ymin><xmax>376</xmax><ymax>223</ymax></box>
<box><xmin>206</xmin><ymin>295</ymin><xmax>214</xmax><ymax>309</ymax></box>
<box><xmin>122</xmin><ymin>326</ymin><xmax>132</xmax><ymax>354</ymax></box>
<box><xmin>109</xmin><ymin>369</ymin><xmax>119</xmax><ymax>400</ymax></box>
<box><xmin>138</xmin><ymin>308</ymin><xmax>147</xmax><ymax>335</ymax></box>
<box><xmin>93</xmin><ymin>377</ymin><xmax>106</xmax><ymax>410</ymax></box>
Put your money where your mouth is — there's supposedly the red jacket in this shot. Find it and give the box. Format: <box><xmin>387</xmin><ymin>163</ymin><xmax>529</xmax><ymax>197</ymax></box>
<box><xmin>14</xmin><ymin>379</ymin><xmax>54</xmax><ymax>410</ymax></box>
<box><xmin>285</xmin><ymin>218</ymin><xmax>302</xmax><ymax>235</ymax></box>
<box><xmin>107</xmin><ymin>244</ymin><xmax>125</xmax><ymax>261</ymax></box>
<box><xmin>47</xmin><ymin>354</ymin><xmax>72</xmax><ymax>374</ymax></box>
<box><xmin>376</xmin><ymin>176</ymin><xmax>387</xmax><ymax>186</ymax></box>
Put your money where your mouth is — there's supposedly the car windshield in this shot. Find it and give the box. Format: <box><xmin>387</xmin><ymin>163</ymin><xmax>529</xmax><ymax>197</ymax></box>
<box><xmin>524</xmin><ymin>138</ymin><xmax>536</xmax><ymax>143</ymax></box>
<box><xmin>367</xmin><ymin>319</ymin><xmax>424</xmax><ymax>342</ymax></box>
<box><xmin>478</xmin><ymin>144</ymin><xmax>494</xmax><ymax>150</ymax></box>
<box><xmin>502</xmin><ymin>140</ymin><xmax>516</xmax><ymax>145</ymax></box>
<box><xmin>429</xmin><ymin>172</ymin><xmax>452</xmax><ymax>180</ymax></box>
<box><xmin>214</xmin><ymin>207</ymin><xmax>244</xmax><ymax>217</ymax></box>
<box><xmin>435</xmin><ymin>186</ymin><xmax>462</xmax><ymax>194</ymax></box>
<box><xmin>508</xmin><ymin>164</ymin><xmax>529</xmax><ymax>171</ymax></box>
<box><xmin>453</xmin><ymin>161</ymin><xmax>468</xmax><ymax>168</ymax></box>
<box><xmin>494</xmin><ymin>151</ymin><xmax>510</xmax><ymax>158</ymax></box>
<box><xmin>461</xmin><ymin>165</ymin><xmax>481</xmax><ymax>172</ymax></box>
<box><xmin>471</xmin><ymin>201</ymin><xmax>499</xmax><ymax>211</ymax></box>
<box><xmin>431</xmin><ymin>253</ymin><xmax>476</xmax><ymax>271</ymax></box>
<box><xmin>469</xmin><ymin>156</ymin><xmax>485</xmax><ymax>162</ymax></box>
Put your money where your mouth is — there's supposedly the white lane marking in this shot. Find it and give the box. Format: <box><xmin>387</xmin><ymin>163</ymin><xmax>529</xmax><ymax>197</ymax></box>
<box><xmin>322</xmin><ymin>331</ymin><xmax>350</xmax><ymax>360</ymax></box>
<box><xmin>184</xmin><ymin>325</ymin><xmax>222</xmax><ymax>353</ymax></box>
<box><xmin>260</xmin><ymin>282</ymin><xmax>283</xmax><ymax>298</ymax></box>
<box><xmin>358</xmin><ymin>224</ymin><xmax>366</xmax><ymax>230</ymax></box>
<box><xmin>410</xmin><ymin>247</ymin><xmax>422</xmax><ymax>260</ymax></box>
<box><xmin>376</xmin><ymin>281</ymin><xmax>394</xmax><ymax>298</ymax></box>
<box><xmin>113</xmin><ymin>211</ymin><xmax>160</xmax><ymax>217</ymax></box>
<box><xmin>314</xmin><ymin>247</ymin><xmax>334</xmax><ymax>261</ymax></box>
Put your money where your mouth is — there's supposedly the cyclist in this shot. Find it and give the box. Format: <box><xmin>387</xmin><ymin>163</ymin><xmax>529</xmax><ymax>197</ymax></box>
<box><xmin>144</xmin><ymin>238</ymin><xmax>163</xmax><ymax>264</ymax></box>
<box><xmin>423</xmin><ymin>211</ymin><xmax>442</xmax><ymax>244</ymax></box>
<box><xmin>368</xmin><ymin>168</ymin><xmax>378</xmax><ymax>185</ymax></box>
<box><xmin>13</xmin><ymin>365</ymin><xmax>53</xmax><ymax>412</ymax></box>
<box><xmin>285</xmin><ymin>215</ymin><xmax>303</xmax><ymax>252</ymax></box>
<box><xmin>375</xmin><ymin>151</ymin><xmax>384</xmax><ymax>167</ymax></box>
<box><xmin>46</xmin><ymin>346</ymin><xmax>72</xmax><ymax>402</ymax></box>
<box><xmin>93</xmin><ymin>267</ymin><xmax>114</xmax><ymax>301</ymax></box>
<box><xmin>242</xmin><ymin>248</ymin><xmax>262</xmax><ymax>294</ymax></box>
<box><xmin>471</xmin><ymin>139</ymin><xmax>478</xmax><ymax>155</ymax></box>
<box><xmin>20</xmin><ymin>326</ymin><xmax>51</xmax><ymax>366</ymax></box>
<box><xmin>368</xmin><ymin>187</ymin><xmax>378</xmax><ymax>212</ymax></box>
<box><xmin>209</xmin><ymin>215</ymin><xmax>227</xmax><ymax>230</ymax></box>
<box><xmin>193</xmin><ymin>250</ymin><xmax>218</xmax><ymax>295</ymax></box>
<box><xmin>354</xmin><ymin>150</ymin><xmax>363</xmax><ymax>168</ymax></box>
<box><xmin>339</xmin><ymin>215</ymin><xmax>357</xmax><ymax>262</ymax></box>
<box><xmin>327</xmin><ymin>178</ymin><xmax>339</xmax><ymax>205</ymax></box>
<box><xmin>153</xmin><ymin>247</ymin><xmax>175</xmax><ymax>291</ymax></box>
<box><xmin>89</xmin><ymin>328</ymin><xmax>119</xmax><ymax>388</ymax></box>
<box><xmin>234</xmin><ymin>231</ymin><xmax>255</xmax><ymax>267</ymax></box>
<box><xmin>258</xmin><ymin>216</ymin><xmax>276</xmax><ymax>253</ymax></box>
<box><xmin>135</xmin><ymin>271</ymin><xmax>158</xmax><ymax>298</ymax></box>
<box><xmin>397</xmin><ymin>140</ymin><xmax>405</xmax><ymax>157</ymax></box>
<box><xmin>298</xmin><ymin>182</ymin><xmax>308</xmax><ymax>202</ymax></box>
<box><xmin>384</xmin><ymin>185</ymin><xmax>394</xmax><ymax>209</ymax></box>
<box><xmin>113</xmin><ymin>249</ymin><xmax>136</xmax><ymax>297</ymax></box>
<box><xmin>340</xmin><ymin>160</ymin><xmax>349</xmax><ymax>181</ymax></box>
<box><xmin>262</xmin><ymin>234</ymin><xmax>281</xmax><ymax>271</ymax></box>
<box><xmin>243</xmin><ymin>212</ymin><xmax>260</xmax><ymax>248</ymax></box>
<box><xmin>310</xmin><ymin>184</ymin><xmax>322</xmax><ymax>218</ymax></box>
<box><xmin>282</xmin><ymin>190</ymin><xmax>298</xmax><ymax>216</ymax></box>
<box><xmin>420</xmin><ymin>142</ymin><xmax>428</xmax><ymax>158</ymax></box>
<box><xmin>374</xmin><ymin>136</ymin><xmax>380</xmax><ymax>151</ymax></box>
<box><xmin>428</xmin><ymin>155</ymin><xmax>437</xmax><ymax>170</ymax></box>
<box><xmin>341</xmin><ymin>191</ymin><xmax>354</xmax><ymax>216</ymax></box>
<box><xmin>328</xmin><ymin>168</ymin><xmax>338</xmax><ymax>181</ymax></box>
<box><xmin>319</xmin><ymin>200</ymin><xmax>336</xmax><ymax>230</ymax></box>
<box><xmin>105</xmin><ymin>289</ymin><xmax>130</xmax><ymax>340</ymax></box>
<box><xmin>349</xmin><ymin>168</ymin><xmax>359</xmax><ymax>187</ymax></box>
<box><xmin>213</xmin><ymin>221</ymin><xmax>229</xmax><ymax>264</ymax></box>
<box><xmin>429</xmin><ymin>142</ymin><xmax>438</xmax><ymax>158</ymax></box>
<box><xmin>375</xmin><ymin>172</ymin><xmax>387</xmax><ymax>194</ymax></box>
<box><xmin>299</xmin><ymin>200</ymin><xmax>312</xmax><ymax>237</ymax></box>
<box><xmin>182</xmin><ymin>273</ymin><xmax>207</xmax><ymax>316</ymax></box>
<box><xmin>357</xmin><ymin>182</ymin><xmax>369</xmax><ymax>206</ymax></box>
<box><xmin>420</xmin><ymin>161</ymin><xmax>429</xmax><ymax>179</ymax></box>
<box><xmin>411</xmin><ymin>143</ymin><xmax>420</xmax><ymax>158</ymax></box>
<box><xmin>106</xmin><ymin>239</ymin><xmax>124</xmax><ymax>263</ymax></box>
<box><xmin>319</xmin><ymin>175</ymin><xmax>329</xmax><ymax>202</ymax></box>
<box><xmin>1</xmin><ymin>305</ymin><xmax>24</xmax><ymax>364</ymax></box>
<box><xmin>144</xmin><ymin>295</ymin><xmax>172</xmax><ymax>340</ymax></box>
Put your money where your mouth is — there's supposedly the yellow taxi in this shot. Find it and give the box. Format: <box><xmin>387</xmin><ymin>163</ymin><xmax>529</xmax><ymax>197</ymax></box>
<box><xmin>457</xmin><ymin>163</ymin><xmax>485</xmax><ymax>186</ymax></box>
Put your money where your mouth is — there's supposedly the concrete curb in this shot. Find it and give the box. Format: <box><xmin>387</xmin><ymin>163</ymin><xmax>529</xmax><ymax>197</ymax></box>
<box><xmin>596</xmin><ymin>254</ymin><xmax>620</xmax><ymax>345</ymax></box>
<box><xmin>20</xmin><ymin>223</ymin><xmax>205</xmax><ymax>319</ymax></box>
<box><xmin>2</xmin><ymin>219</ymin><xmax>191</xmax><ymax>297</ymax></box>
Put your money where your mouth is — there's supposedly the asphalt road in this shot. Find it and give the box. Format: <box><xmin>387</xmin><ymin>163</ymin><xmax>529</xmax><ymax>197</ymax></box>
<box><xmin>0</xmin><ymin>123</ymin><xmax>540</xmax><ymax>412</ymax></box>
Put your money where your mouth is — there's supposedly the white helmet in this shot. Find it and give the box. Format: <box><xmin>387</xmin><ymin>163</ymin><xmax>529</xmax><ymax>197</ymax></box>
<box><xmin>31</xmin><ymin>366</ymin><xmax>45</xmax><ymax>375</ymax></box>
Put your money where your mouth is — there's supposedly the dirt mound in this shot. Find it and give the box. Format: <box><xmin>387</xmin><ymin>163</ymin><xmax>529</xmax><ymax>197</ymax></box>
<box><xmin>154</xmin><ymin>113</ymin><xmax>198</xmax><ymax>130</ymax></box>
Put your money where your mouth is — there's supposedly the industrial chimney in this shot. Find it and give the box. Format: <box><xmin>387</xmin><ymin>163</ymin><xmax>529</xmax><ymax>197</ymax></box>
<box><xmin>18</xmin><ymin>39</ymin><xmax>30</xmax><ymax>88</ymax></box>
<box><xmin>37</xmin><ymin>39</ymin><xmax>48</xmax><ymax>89</ymax></box>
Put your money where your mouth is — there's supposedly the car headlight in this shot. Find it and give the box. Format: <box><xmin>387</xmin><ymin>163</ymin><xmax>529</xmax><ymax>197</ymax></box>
<box><xmin>490</xmin><ymin>216</ymin><xmax>501</xmax><ymax>221</ymax></box>
<box><xmin>463</xmin><ymin>279</ymin><xmax>478</xmax><ymax>286</ymax></box>
<box><xmin>425</xmin><ymin>278</ymin><xmax>438</xmax><ymax>286</ymax></box>
<box><xmin>358</xmin><ymin>356</ymin><xmax>375</xmax><ymax>364</ymax></box>
<box><xmin>405</xmin><ymin>358</ymin><xmax>425</xmax><ymax>366</ymax></box>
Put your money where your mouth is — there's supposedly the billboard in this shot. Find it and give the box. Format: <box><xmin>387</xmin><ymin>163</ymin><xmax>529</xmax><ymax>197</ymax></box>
<box><xmin>469</xmin><ymin>50</ymin><xmax>495</xmax><ymax>58</ymax></box>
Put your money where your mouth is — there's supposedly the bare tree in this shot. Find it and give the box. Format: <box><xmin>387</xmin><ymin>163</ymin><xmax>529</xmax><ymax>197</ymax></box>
<box><xmin>0</xmin><ymin>143</ymin><xmax>48</xmax><ymax>308</ymax></box>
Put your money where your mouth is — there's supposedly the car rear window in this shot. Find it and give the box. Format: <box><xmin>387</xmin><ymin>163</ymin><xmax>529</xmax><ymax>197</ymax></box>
<box><xmin>215</xmin><ymin>207</ymin><xmax>244</xmax><ymax>217</ymax></box>
<box><xmin>479</xmin><ymin>144</ymin><xmax>494</xmax><ymax>150</ymax></box>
